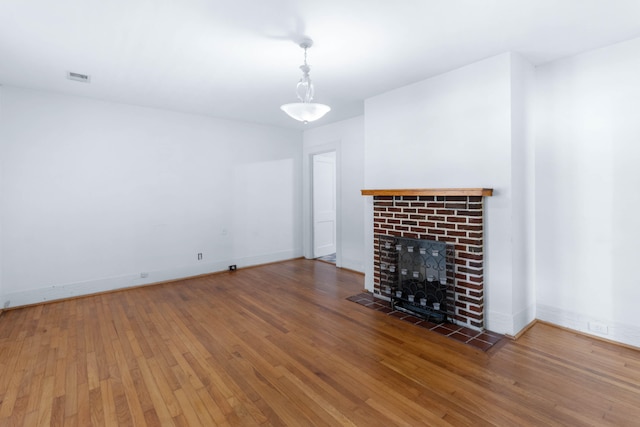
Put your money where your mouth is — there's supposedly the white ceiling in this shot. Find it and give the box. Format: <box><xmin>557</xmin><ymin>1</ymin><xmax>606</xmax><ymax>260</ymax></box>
<box><xmin>1</xmin><ymin>0</ymin><xmax>639</xmax><ymax>130</ymax></box>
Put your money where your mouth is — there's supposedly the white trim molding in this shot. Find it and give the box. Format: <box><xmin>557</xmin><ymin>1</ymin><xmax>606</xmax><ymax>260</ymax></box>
<box><xmin>537</xmin><ymin>304</ymin><xmax>640</xmax><ymax>349</ymax></box>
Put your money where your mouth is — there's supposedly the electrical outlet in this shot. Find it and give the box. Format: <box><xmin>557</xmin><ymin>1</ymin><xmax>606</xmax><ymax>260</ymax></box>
<box><xmin>588</xmin><ymin>321</ymin><xmax>609</xmax><ymax>335</ymax></box>
<box><xmin>197</xmin><ymin>253</ymin><xmax>203</xmax><ymax>260</ymax></box>
<box><xmin>229</xmin><ymin>265</ymin><xmax>237</xmax><ymax>271</ymax></box>
<box><xmin>140</xmin><ymin>272</ymin><xmax>148</xmax><ymax>278</ymax></box>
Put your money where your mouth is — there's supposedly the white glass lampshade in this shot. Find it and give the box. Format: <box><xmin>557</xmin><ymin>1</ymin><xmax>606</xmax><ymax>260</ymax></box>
<box><xmin>281</xmin><ymin>40</ymin><xmax>331</xmax><ymax>124</ymax></box>
<box><xmin>280</xmin><ymin>102</ymin><xmax>331</xmax><ymax>123</ymax></box>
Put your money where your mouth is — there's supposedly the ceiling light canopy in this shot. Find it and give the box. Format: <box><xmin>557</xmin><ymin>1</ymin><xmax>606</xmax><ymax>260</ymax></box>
<box><xmin>280</xmin><ymin>39</ymin><xmax>331</xmax><ymax>124</ymax></box>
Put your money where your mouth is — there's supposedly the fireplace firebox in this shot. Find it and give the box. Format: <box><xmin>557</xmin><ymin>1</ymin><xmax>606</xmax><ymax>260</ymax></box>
<box><xmin>378</xmin><ymin>235</ymin><xmax>454</xmax><ymax>323</ymax></box>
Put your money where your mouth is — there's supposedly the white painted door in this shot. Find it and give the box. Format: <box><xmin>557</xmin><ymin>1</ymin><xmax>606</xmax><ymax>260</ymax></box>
<box><xmin>313</xmin><ymin>152</ymin><xmax>336</xmax><ymax>258</ymax></box>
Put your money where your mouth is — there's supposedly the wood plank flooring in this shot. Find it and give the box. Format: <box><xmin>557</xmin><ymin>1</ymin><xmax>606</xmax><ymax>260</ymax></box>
<box><xmin>0</xmin><ymin>259</ymin><xmax>639</xmax><ymax>426</ymax></box>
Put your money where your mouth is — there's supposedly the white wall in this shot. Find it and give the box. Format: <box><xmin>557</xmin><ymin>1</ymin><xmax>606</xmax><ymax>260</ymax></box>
<box><xmin>364</xmin><ymin>53</ymin><xmax>536</xmax><ymax>335</ymax></box>
<box><xmin>535</xmin><ymin>37</ymin><xmax>640</xmax><ymax>347</ymax></box>
<box><xmin>0</xmin><ymin>87</ymin><xmax>302</xmax><ymax>307</ymax></box>
<box><xmin>0</xmin><ymin>86</ymin><xmax>3</xmax><ymax>307</ymax></box>
<box><xmin>302</xmin><ymin>116</ymin><xmax>365</xmax><ymax>272</ymax></box>
<box><xmin>510</xmin><ymin>54</ymin><xmax>537</xmax><ymax>334</ymax></box>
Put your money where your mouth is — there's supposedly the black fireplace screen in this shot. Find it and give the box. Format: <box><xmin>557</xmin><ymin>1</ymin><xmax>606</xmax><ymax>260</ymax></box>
<box><xmin>378</xmin><ymin>235</ymin><xmax>454</xmax><ymax>323</ymax></box>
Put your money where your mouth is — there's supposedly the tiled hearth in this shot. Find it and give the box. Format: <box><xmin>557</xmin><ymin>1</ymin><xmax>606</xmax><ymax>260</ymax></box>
<box><xmin>347</xmin><ymin>292</ymin><xmax>503</xmax><ymax>351</ymax></box>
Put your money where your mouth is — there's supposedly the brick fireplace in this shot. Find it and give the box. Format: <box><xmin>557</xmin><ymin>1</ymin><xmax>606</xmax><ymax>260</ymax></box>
<box><xmin>362</xmin><ymin>188</ymin><xmax>493</xmax><ymax>330</ymax></box>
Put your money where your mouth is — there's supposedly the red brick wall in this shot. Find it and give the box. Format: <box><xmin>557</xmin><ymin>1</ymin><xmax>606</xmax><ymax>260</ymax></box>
<box><xmin>373</xmin><ymin>195</ymin><xmax>485</xmax><ymax>329</ymax></box>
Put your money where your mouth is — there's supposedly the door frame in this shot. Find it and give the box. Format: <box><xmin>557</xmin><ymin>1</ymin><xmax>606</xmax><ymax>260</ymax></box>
<box><xmin>302</xmin><ymin>141</ymin><xmax>342</xmax><ymax>267</ymax></box>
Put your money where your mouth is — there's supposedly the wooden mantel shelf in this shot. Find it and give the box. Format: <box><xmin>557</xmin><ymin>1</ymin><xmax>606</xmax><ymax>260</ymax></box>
<box><xmin>361</xmin><ymin>188</ymin><xmax>493</xmax><ymax>197</ymax></box>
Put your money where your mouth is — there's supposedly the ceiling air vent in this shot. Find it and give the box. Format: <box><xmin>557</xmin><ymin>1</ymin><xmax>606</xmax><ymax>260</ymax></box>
<box><xmin>67</xmin><ymin>71</ymin><xmax>91</xmax><ymax>83</ymax></box>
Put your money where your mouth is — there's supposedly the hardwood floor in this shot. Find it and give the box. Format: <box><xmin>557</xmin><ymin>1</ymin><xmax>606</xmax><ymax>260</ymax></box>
<box><xmin>0</xmin><ymin>259</ymin><xmax>639</xmax><ymax>426</ymax></box>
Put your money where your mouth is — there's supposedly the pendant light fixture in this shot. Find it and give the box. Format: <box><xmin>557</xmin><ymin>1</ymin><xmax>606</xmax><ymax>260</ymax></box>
<box><xmin>280</xmin><ymin>39</ymin><xmax>331</xmax><ymax>124</ymax></box>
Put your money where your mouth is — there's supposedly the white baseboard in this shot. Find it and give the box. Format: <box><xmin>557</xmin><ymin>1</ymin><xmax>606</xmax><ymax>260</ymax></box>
<box><xmin>537</xmin><ymin>304</ymin><xmax>640</xmax><ymax>349</ymax></box>
<box><xmin>1</xmin><ymin>249</ymin><xmax>300</xmax><ymax>309</ymax></box>
<box><xmin>486</xmin><ymin>310</ymin><xmax>515</xmax><ymax>335</ymax></box>
<box><xmin>512</xmin><ymin>304</ymin><xmax>536</xmax><ymax>335</ymax></box>
<box><xmin>486</xmin><ymin>303</ymin><xmax>536</xmax><ymax>336</ymax></box>
<box><xmin>339</xmin><ymin>257</ymin><xmax>365</xmax><ymax>274</ymax></box>
<box><xmin>234</xmin><ymin>249</ymin><xmax>302</xmax><ymax>269</ymax></box>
